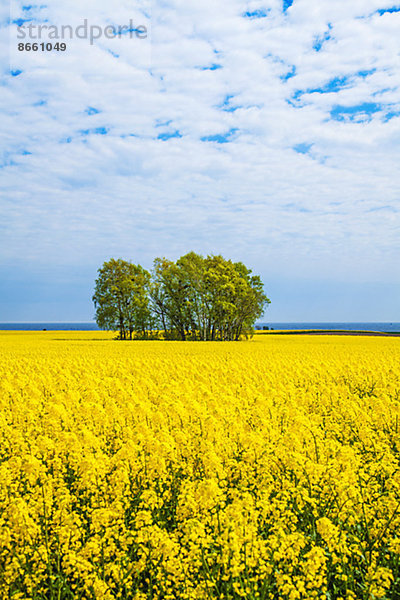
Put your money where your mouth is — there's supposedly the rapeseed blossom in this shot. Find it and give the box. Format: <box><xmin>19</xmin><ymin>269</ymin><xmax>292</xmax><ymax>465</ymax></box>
<box><xmin>0</xmin><ymin>330</ymin><xmax>400</xmax><ymax>598</ymax></box>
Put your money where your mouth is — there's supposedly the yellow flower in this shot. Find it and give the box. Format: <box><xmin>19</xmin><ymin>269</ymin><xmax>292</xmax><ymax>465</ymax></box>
<box><xmin>0</xmin><ymin>331</ymin><xmax>399</xmax><ymax>598</ymax></box>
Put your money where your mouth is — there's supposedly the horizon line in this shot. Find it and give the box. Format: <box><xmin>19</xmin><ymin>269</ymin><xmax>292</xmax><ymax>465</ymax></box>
<box><xmin>0</xmin><ymin>321</ymin><xmax>399</xmax><ymax>325</ymax></box>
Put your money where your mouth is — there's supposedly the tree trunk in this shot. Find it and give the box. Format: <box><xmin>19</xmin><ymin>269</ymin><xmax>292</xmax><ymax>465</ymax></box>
<box><xmin>161</xmin><ymin>313</ymin><xmax>167</xmax><ymax>336</ymax></box>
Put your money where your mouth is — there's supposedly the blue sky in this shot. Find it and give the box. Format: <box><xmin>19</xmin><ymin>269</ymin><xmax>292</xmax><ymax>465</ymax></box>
<box><xmin>1</xmin><ymin>0</ymin><xmax>400</xmax><ymax>322</ymax></box>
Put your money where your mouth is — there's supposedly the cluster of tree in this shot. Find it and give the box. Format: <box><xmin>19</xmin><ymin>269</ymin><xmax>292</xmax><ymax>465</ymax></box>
<box><xmin>93</xmin><ymin>252</ymin><xmax>270</xmax><ymax>341</ymax></box>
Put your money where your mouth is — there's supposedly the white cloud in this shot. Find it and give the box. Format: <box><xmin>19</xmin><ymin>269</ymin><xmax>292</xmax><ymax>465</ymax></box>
<box><xmin>1</xmin><ymin>0</ymin><xmax>399</xmax><ymax>292</ymax></box>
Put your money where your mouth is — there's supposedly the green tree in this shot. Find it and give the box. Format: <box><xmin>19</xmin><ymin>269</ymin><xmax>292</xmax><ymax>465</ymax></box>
<box><xmin>150</xmin><ymin>252</ymin><xmax>270</xmax><ymax>341</ymax></box>
<box><xmin>150</xmin><ymin>257</ymin><xmax>192</xmax><ymax>340</ymax></box>
<box><xmin>94</xmin><ymin>254</ymin><xmax>270</xmax><ymax>341</ymax></box>
<box><xmin>93</xmin><ymin>258</ymin><xmax>151</xmax><ymax>340</ymax></box>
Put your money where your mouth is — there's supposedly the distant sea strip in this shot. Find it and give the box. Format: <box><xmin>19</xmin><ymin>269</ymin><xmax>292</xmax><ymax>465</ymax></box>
<box><xmin>0</xmin><ymin>323</ymin><xmax>100</xmax><ymax>330</ymax></box>
<box><xmin>256</xmin><ymin>323</ymin><xmax>400</xmax><ymax>333</ymax></box>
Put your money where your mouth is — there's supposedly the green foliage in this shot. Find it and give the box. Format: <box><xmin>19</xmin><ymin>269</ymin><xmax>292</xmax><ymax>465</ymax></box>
<box><xmin>92</xmin><ymin>258</ymin><xmax>152</xmax><ymax>340</ymax></box>
<box><xmin>150</xmin><ymin>252</ymin><xmax>270</xmax><ymax>341</ymax></box>
<box><xmin>93</xmin><ymin>253</ymin><xmax>270</xmax><ymax>341</ymax></box>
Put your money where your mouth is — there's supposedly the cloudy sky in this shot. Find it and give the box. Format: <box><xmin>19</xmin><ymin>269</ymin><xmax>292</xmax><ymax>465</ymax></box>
<box><xmin>1</xmin><ymin>0</ymin><xmax>400</xmax><ymax>322</ymax></box>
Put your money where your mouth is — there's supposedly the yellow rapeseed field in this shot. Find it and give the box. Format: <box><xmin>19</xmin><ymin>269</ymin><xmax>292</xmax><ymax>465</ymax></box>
<box><xmin>1</xmin><ymin>331</ymin><xmax>400</xmax><ymax>600</ymax></box>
